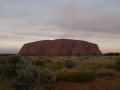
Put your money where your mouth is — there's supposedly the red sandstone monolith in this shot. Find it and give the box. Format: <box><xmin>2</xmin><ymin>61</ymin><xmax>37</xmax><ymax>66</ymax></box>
<box><xmin>19</xmin><ymin>39</ymin><xmax>102</xmax><ymax>55</ymax></box>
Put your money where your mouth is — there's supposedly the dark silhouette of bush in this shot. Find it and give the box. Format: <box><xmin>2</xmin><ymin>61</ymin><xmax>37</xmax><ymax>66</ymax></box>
<box><xmin>104</xmin><ymin>52</ymin><xmax>120</xmax><ymax>56</ymax></box>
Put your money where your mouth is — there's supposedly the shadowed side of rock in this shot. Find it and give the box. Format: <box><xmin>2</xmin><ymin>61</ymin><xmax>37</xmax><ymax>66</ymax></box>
<box><xmin>19</xmin><ymin>39</ymin><xmax>102</xmax><ymax>56</ymax></box>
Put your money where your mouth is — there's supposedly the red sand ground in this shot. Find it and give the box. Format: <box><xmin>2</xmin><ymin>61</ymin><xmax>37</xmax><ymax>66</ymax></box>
<box><xmin>51</xmin><ymin>72</ymin><xmax>120</xmax><ymax>90</ymax></box>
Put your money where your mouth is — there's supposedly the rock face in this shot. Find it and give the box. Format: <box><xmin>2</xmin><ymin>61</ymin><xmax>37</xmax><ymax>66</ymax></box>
<box><xmin>19</xmin><ymin>39</ymin><xmax>102</xmax><ymax>55</ymax></box>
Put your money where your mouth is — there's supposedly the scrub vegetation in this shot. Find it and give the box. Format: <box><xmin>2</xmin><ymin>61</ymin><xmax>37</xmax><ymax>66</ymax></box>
<box><xmin>0</xmin><ymin>55</ymin><xmax>120</xmax><ymax>90</ymax></box>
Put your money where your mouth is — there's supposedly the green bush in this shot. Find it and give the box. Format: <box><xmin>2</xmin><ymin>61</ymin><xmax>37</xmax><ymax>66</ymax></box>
<box><xmin>14</xmin><ymin>64</ymin><xmax>40</xmax><ymax>89</ymax></box>
<box><xmin>14</xmin><ymin>64</ymin><xmax>56</xmax><ymax>89</ymax></box>
<box><xmin>16</xmin><ymin>59</ymin><xmax>31</xmax><ymax>70</ymax></box>
<box><xmin>63</xmin><ymin>60</ymin><xmax>75</xmax><ymax>69</ymax></box>
<box><xmin>14</xmin><ymin>70</ymin><xmax>34</xmax><ymax>90</ymax></box>
<box><xmin>57</xmin><ymin>70</ymin><xmax>95</xmax><ymax>82</ymax></box>
<box><xmin>4</xmin><ymin>64</ymin><xmax>18</xmax><ymax>78</ymax></box>
<box><xmin>115</xmin><ymin>58</ymin><xmax>120</xmax><ymax>65</ymax></box>
<box><xmin>0</xmin><ymin>55</ymin><xmax>57</xmax><ymax>89</ymax></box>
<box><xmin>0</xmin><ymin>55</ymin><xmax>21</xmax><ymax>78</ymax></box>
<box><xmin>37</xmin><ymin>69</ymin><xmax>56</xmax><ymax>86</ymax></box>
<box><xmin>115</xmin><ymin>58</ymin><xmax>120</xmax><ymax>71</ymax></box>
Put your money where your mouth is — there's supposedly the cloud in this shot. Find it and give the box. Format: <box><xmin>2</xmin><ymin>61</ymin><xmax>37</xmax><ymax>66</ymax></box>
<box><xmin>0</xmin><ymin>0</ymin><xmax>120</xmax><ymax>53</ymax></box>
<box><xmin>51</xmin><ymin>0</ymin><xmax>120</xmax><ymax>35</ymax></box>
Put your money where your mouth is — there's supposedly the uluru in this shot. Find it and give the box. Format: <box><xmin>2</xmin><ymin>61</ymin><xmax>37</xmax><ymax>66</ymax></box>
<box><xmin>19</xmin><ymin>39</ymin><xmax>102</xmax><ymax>56</ymax></box>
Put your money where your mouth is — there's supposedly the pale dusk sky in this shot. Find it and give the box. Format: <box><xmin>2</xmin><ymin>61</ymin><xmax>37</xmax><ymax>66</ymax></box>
<box><xmin>0</xmin><ymin>0</ymin><xmax>120</xmax><ymax>53</ymax></box>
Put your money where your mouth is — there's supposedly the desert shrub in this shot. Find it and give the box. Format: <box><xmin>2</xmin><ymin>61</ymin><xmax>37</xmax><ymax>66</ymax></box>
<box><xmin>0</xmin><ymin>57</ymin><xmax>7</xmax><ymax>64</ymax></box>
<box><xmin>36</xmin><ymin>69</ymin><xmax>56</xmax><ymax>86</ymax></box>
<box><xmin>0</xmin><ymin>64</ymin><xmax>5</xmax><ymax>76</ymax></box>
<box><xmin>38</xmin><ymin>56</ymin><xmax>45</xmax><ymax>59</ymax></box>
<box><xmin>33</xmin><ymin>59</ymin><xmax>46</xmax><ymax>66</ymax></box>
<box><xmin>103</xmin><ymin>63</ymin><xmax>115</xmax><ymax>69</ymax></box>
<box><xmin>82</xmin><ymin>56</ymin><xmax>90</xmax><ymax>60</ymax></box>
<box><xmin>0</xmin><ymin>57</ymin><xmax>5</xmax><ymax>75</ymax></box>
<box><xmin>4</xmin><ymin>64</ymin><xmax>19</xmax><ymax>78</ymax></box>
<box><xmin>14</xmin><ymin>71</ymin><xmax>34</xmax><ymax>90</ymax></box>
<box><xmin>0</xmin><ymin>55</ymin><xmax>56</xmax><ymax>89</ymax></box>
<box><xmin>56</xmin><ymin>61</ymin><xmax>63</xmax><ymax>65</ymax></box>
<box><xmin>6</xmin><ymin>55</ymin><xmax>21</xmax><ymax>64</ymax></box>
<box><xmin>57</xmin><ymin>70</ymin><xmax>95</xmax><ymax>82</ymax></box>
<box><xmin>115</xmin><ymin>57</ymin><xmax>120</xmax><ymax>71</ymax></box>
<box><xmin>44</xmin><ymin>62</ymin><xmax>63</xmax><ymax>71</ymax></box>
<box><xmin>55</xmin><ymin>61</ymin><xmax>64</xmax><ymax>70</ymax></box>
<box><xmin>16</xmin><ymin>59</ymin><xmax>31</xmax><ymax>70</ymax></box>
<box><xmin>14</xmin><ymin>64</ymin><xmax>40</xmax><ymax>89</ymax></box>
<box><xmin>6</xmin><ymin>59</ymin><xmax>32</xmax><ymax>78</ymax></box>
<box><xmin>14</xmin><ymin>64</ymin><xmax>56</xmax><ymax>89</ymax></box>
<box><xmin>115</xmin><ymin>58</ymin><xmax>120</xmax><ymax>65</ymax></box>
<box><xmin>95</xmin><ymin>69</ymin><xmax>114</xmax><ymax>78</ymax></box>
<box><xmin>63</xmin><ymin>60</ymin><xmax>75</xmax><ymax>69</ymax></box>
<box><xmin>44</xmin><ymin>58</ymin><xmax>52</xmax><ymax>62</ymax></box>
<box><xmin>0</xmin><ymin>55</ymin><xmax>22</xmax><ymax>78</ymax></box>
